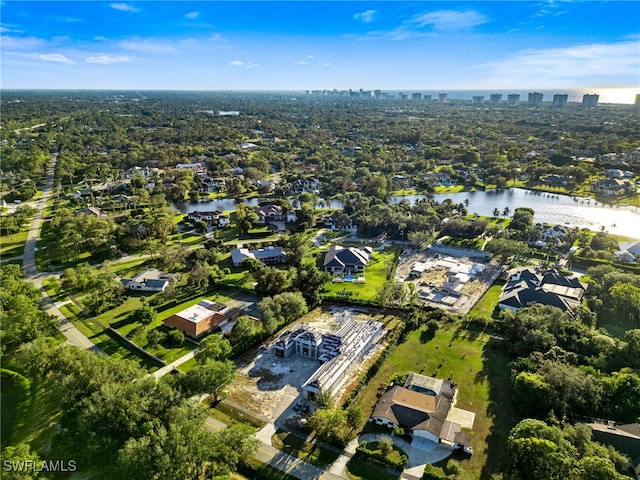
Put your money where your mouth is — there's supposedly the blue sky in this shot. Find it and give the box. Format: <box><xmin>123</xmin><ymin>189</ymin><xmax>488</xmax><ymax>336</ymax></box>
<box><xmin>1</xmin><ymin>1</ymin><xmax>639</xmax><ymax>90</ymax></box>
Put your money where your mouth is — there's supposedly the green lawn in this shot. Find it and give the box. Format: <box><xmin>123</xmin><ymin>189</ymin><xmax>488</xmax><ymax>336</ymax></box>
<box><xmin>0</xmin><ymin>229</ymin><xmax>28</xmax><ymax>258</ymax></box>
<box><xmin>468</xmin><ymin>279</ymin><xmax>505</xmax><ymax>319</ymax></box>
<box><xmin>271</xmin><ymin>430</ymin><xmax>341</xmax><ymax>468</ymax></box>
<box><xmin>352</xmin><ymin>325</ymin><xmax>517</xmax><ymax>480</ymax></box>
<box><xmin>0</xmin><ymin>368</ymin><xmax>61</xmax><ymax>452</ymax></box>
<box><xmin>322</xmin><ymin>249</ymin><xmax>398</xmax><ymax>301</ymax></box>
<box><xmin>59</xmin><ymin>303</ymin><xmax>158</xmax><ymax>370</ymax></box>
<box><xmin>345</xmin><ymin>458</ymin><xmax>400</xmax><ymax>480</ymax></box>
<box><xmin>107</xmin><ymin>258</ymin><xmax>152</xmax><ymax>278</ymax></box>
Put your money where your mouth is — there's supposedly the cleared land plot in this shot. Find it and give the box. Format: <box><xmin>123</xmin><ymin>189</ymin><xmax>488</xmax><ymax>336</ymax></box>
<box><xmin>352</xmin><ymin>325</ymin><xmax>516</xmax><ymax>480</ymax></box>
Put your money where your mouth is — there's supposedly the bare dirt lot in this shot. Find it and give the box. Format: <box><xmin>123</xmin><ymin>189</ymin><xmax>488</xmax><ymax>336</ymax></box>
<box><xmin>227</xmin><ymin>306</ymin><xmax>387</xmax><ymax>425</ymax></box>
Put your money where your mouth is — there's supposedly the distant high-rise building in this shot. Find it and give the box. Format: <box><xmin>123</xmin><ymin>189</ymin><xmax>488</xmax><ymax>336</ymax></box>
<box><xmin>399</xmin><ymin>93</ymin><xmax>408</xmax><ymax>101</ymax></box>
<box><xmin>490</xmin><ymin>94</ymin><xmax>502</xmax><ymax>104</ymax></box>
<box><xmin>439</xmin><ymin>93</ymin><xmax>448</xmax><ymax>103</ymax></box>
<box><xmin>528</xmin><ymin>92</ymin><xmax>544</xmax><ymax>106</ymax></box>
<box><xmin>374</xmin><ymin>90</ymin><xmax>382</xmax><ymax>100</ymax></box>
<box><xmin>507</xmin><ymin>94</ymin><xmax>520</xmax><ymax>106</ymax></box>
<box><xmin>423</xmin><ymin>94</ymin><xmax>432</xmax><ymax>102</ymax></box>
<box><xmin>582</xmin><ymin>94</ymin><xmax>599</xmax><ymax>107</ymax></box>
<box><xmin>636</xmin><ymin>94</ymin><xmax>640</xmax><ymax>107</ymax></box>
<box><xmin>472</xmin><ymin>96</ymin><xmax>484</xmax><ymax>104</ymax></box>
<box><xmin>553</xmin><ymin>94</ymin><xmax>568</xmax><ymax>107</ymax></box>
<box><xmin>412</xmin><ymin>93</ymin><xmax>422</xmax><ymax>101</ymax></box>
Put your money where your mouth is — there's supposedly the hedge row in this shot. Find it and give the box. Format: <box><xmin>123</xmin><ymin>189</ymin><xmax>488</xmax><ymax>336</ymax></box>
<box><xmin>355</xmin><ymin>445</ymin><xmax>407</xmax><ymax>470</ymax></box>
<box><xmin>572</xmin><ymin>255</ymin><xmax>640</xmax><ymax>274</ymax></box>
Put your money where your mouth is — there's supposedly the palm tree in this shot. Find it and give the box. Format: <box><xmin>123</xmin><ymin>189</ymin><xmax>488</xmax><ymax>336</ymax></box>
<box><xmin>503</xmin><ymin>206</ymin><xmax>511</xmax><ymax>217</ymax></box>
<box><xmin>493</xmin><ymin>207</ymin><xmax>500</xmax><ymax>218</ymax></box>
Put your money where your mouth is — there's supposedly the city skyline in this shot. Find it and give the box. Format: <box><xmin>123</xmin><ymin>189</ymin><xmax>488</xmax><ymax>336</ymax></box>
<box><xmin>1</xmin><ymin>1</ymin><xmax>639</xmax><ymax>93</ymax></box>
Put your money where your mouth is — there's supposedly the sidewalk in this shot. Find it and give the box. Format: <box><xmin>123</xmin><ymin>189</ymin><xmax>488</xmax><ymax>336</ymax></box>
<box><xmin>151</xmin><ymin>349</ymin><xmax>199</xmax><ymax>378</ymax></box>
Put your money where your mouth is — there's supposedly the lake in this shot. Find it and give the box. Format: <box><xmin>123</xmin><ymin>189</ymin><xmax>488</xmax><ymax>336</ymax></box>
<box><xmin>397</xmin><ymin>188</ymin><xmax>640</xmax><ymax>238</ymax></box>
<box><xmin>173</xmin><ymin>188</ymin><xmax>640</xmax><ymax>238</ymax></box>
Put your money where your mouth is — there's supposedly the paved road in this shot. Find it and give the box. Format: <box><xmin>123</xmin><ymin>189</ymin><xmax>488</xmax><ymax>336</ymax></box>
<box><xmin>20</xmin><ymin>153</ymin><xmax>101</xmax><ymax>352</ymax></box>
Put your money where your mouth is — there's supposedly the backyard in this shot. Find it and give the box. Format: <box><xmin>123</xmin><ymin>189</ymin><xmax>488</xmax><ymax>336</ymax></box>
<box><xmin>321</xmin><ymin>248</ymin><xmax>398</xmax><ymax>302</ymax></box>
<box><xmin>351</xmin><ymin>323</ymin><xmax>517</xmax><ymax>480</ymax></box>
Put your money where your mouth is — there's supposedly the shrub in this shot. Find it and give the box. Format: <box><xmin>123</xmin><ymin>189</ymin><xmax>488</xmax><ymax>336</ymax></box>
<box><xmin>167</xmin><ymin>329</ymin><xmax>185</xmax><ymax>346</ymax></box>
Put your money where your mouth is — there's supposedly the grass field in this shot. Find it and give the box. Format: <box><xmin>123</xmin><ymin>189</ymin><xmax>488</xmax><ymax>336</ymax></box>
<box><xmin>468</xmin><ymin>279</ymin><xmax>505</xmax><ymax>319</ymax></box>
<box><xmin>0</xmin><ymin>365</ymin><xmax>61</xmax><ymax>453</ymax></box>
<box><xmin>321</xmin><ymin>249</ymin><xmax>398</xmax><ymax>301</ymax></box>
<box><xmin>345</xmin><ymin>458</ymin><xmax>400</xmax><ymax>480</ymax></box>
<box><xmin>0</xmin><ymin>230</ymin><xmax>28</xmax><ymax>258</ymax></box>
<box><xmin>271</xmin><ymin>430</ymin><xmax>341</xmax><ymax>468</ymax></box>
<box><xmin>352</xmin><ymin>324</ymin><xmax>517</xmax><ymax>479</ymax></box>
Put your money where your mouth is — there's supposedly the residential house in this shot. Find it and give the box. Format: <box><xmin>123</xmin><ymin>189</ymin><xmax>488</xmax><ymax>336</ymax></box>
<box><xmin>586</xmin><ymin>423</ymin><xmax>640</xmax><ymax>477</ymax></box>
<box><xmin>323</xmin><ymin>245</ymin><xmax>372</xmax><ymax>275</ymax></box>
<box><xmin>230</xmin><ymin>246</ymin><xmax>287</xmax><ymax>267</ymax></box>
<box><xmin>291</xmin><ymin>178</ymin><xmax>322</xmax><ymax>194</ymax></box>
<box><xmin>371</xmin><ymin>372</ymin><xmax>474</xmax><ymax>451</ymax></box>
<box><xmin>498</xmin><ymin>268</ymin><xmax>587</xmax><ymax>312</ymax></box>
<box><xmin>77</xmin><ymin>206</ymin><xmax>108</xmax><ymax>217</ymax></box>
<box><xmin>256</xmin><ymin>204</ymin><xmax>297</xmax><ymax>224</ymax></box>
<box><xmin>542</xmin><ymin>175</ymin><xmax>570</xmax><ymax>186</ymax></box>
<box><xmin>187</xmin><ymin>211</ymin><xmax>230</xmax><ymax>228</ymax></box>
<box><xmin>121</xmin><ymin>268</ymin><xmax>172</xmax><ymax>292</ymax></box>
<box><xmin>592</xmin><ymin>178</ymin><xmax>633</xmax><ymax>196</ymax></box>
<box><xmin>163</xmin><ymin>299</ymin><xmax>239</xmax><ymax>338</ymax></box>
<box><xmin>175</xmin><ymin>162</ymin><xmax>206</xmax><ymax>175</ymax></box>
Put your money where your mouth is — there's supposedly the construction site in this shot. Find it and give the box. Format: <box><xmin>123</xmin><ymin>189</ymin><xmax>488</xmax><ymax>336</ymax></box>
<box><xmin>395</xmin><ymin>246</ymin><xmax>501</xmax><ymax>314</ymax></box>
<box><xmin>226</xmin><ymin>307</ymin><xmax>387</xmax><ymax>424</ymax></box>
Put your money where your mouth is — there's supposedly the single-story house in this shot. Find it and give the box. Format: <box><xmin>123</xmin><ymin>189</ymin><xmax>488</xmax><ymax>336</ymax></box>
<box><xmin>371</xmin><ymin>372</ymin><xmax>474</xmax><ymax>449</ymax></box>
<box><xmin>78</xmin><ymin>206</ymin><xmax>108</xmax><ymax>217</ymax></box>
<box><xmin>586</xmin><ymin>423</ymin><xmax>640</xmax><ymax>477</ymax></box>
<box><xmin>163</xmin><ymin>299</ymin><xmax>239</xmax><ymax>338</ymax></box>
<box><xmin>498</xmin><ymin>268</ymin><xmax>587</xmax><ymax>312</ymax></box>
<box><xmin>230</xmin><ymin>246</ymin><xmax>287</xmax><ymax>267</ymax></box>
<box><xmin>121</xmin><ymin>268</ymin><xmax>171</xmax><ymax>292</ymax></box>
<box><xmin>323</xmin><ymin>245</ymin><xmax>372</xmax><ymax>275</ymax></box>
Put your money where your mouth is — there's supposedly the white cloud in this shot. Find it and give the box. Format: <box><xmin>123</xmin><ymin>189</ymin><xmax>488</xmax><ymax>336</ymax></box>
<box><xmin>410</xmin><ymin>10</ymin><xmax>488</xmax><ymax>31</ymax></box>
<box><xmin>110</xmin><ymin>3</ymin><xmax>141</xmax><ymax>13</ymax></box>
<box><xmin>185</xmin><ymin>11</ymin><xmax>199</xmax><ymax>19</ymax></box>
<box><xmin>229</xmin><ymin>60</ymin><xmax>257</xmax><ymax>68</ymax></box>
<box><xmin>86</xmin><ymin>55</ymin><xmax>131</xmax><ymax>64</ymax></box>
<box><xmin>476</xmin><ymin>41</ymin><xmax>640</xmax><ymax>87</ymax></box>
<box><xmin>39</xmin><ymin>53</ymin><xmax>74</xmax><ymax>64</ymax></box>
<box><xmin>322</xmin><ymin>62</ymin><xmax>331</xmax><ymax>67</ymax></box>
<box><xmin>358</xmin><ymin>9</ymin><xmax>488</xmax><ymax>41</ymax></box>
<box><xmin>354</xmin><ymin>9</ymin><xmax>377</xmax><ymax>23</ymax></box>
<box><xmin>119</xmin><ymin>39</ymin><xmax>177</xmax><ymax>54</ymax></box>
<box><xmin>296</xmin><ymin>61</ymin><xmax>310</xmax><ymax>65</ymax></box>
